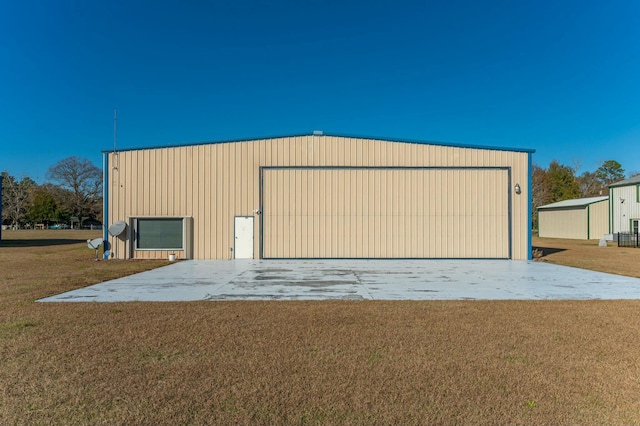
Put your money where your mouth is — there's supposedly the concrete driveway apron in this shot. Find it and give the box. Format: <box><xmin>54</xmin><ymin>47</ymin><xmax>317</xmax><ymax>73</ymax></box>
<box><xmin>38</xmin><ymin>259</ymin><xmax>640</xmax><ymax>302</ymax></box>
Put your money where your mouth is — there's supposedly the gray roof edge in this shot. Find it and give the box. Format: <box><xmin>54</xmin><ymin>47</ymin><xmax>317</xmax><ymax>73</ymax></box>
<box><xmin>101</xmin><ymin>132</ymin><xmax>536</xmax><ymax>154</ymax></box>
<box><xmin>537</xmin><ymin>196</ymin><xmax>609</xmax><ymax>210</ymax></box>
<box><xmin>609</xmin><ymin>175</ymin><xmax>640</xmax><ymax>187</ymax></box>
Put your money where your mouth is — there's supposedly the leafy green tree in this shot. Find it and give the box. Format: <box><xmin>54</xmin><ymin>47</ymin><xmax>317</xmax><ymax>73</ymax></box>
<box><xmin>547</xmin><ymin>160</ymin><xmax>581</xmax><ymax>202</ymax></box>
<box><xmin>46</xmin><ymin>157</ymin><xmax>102</xmax><ymax>220</ymax></box>
<box><xmin>1</xmin><ymin>172</ymin><xmax>35</xmax><ymax>228</ymax></box>
<box><xmin>595</xmin><ymin>160</ymin><xmax>625</xmax><ymax>189</ymax></box>
<box><xmin>27</xmin><ymin>185</ymin><xmax>68</xmax><ymax>226</ymax></box>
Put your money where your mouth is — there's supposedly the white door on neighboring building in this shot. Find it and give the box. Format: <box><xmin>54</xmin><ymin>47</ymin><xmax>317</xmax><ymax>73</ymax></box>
<box><xmin>234</xmin><ymin>216</ymin><xmax>254</xmax><ymax>259</ymax></box>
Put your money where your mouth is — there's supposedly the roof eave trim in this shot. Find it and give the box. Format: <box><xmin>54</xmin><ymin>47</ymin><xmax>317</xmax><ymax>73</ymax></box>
<box><xmin>101</xmin><ymin>132</ymin><xmax>536</xmax><ymax>154</ymax></box>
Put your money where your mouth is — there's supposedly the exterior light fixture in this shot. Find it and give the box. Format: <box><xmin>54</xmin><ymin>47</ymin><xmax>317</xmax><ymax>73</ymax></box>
<box><xmin>515</xmin><ymin>183</ymin><xmax>521</xmax><ymax>194</ymax></box>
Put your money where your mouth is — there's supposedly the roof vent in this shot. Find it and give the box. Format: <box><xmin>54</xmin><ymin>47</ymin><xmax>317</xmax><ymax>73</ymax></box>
<box><xmin>312</xmin><ymin>130</ymin><xmax>323</xmax><ymax>136</ymax></box>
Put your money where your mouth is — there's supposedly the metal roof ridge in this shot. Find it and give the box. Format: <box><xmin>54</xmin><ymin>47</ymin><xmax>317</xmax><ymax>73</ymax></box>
<box><xmin>101</xmin><ymin>132</ymin><xmax>536</xmax><ymax>154</ymax></box>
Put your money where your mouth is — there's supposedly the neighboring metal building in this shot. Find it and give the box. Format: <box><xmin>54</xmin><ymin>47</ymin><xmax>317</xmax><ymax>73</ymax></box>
<box><xmin>103</xmin><ymin>133</ymin><xmax>534</xmax><ymax>260</ymax></box>
<box><xmin>609</xmin><ymin>175</ymin><xmax>640</xmax><ymax>234</ymax></box>
<box><xmin>538</xmin><ymin>196</ymin><xmax>609</xmax><ymax>240</ymax></box>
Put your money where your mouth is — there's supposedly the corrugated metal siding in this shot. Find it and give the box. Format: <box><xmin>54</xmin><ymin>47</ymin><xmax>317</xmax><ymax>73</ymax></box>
<box><xmin>538</xmin><ymin>199</ymin><xmax>610</xmax><ymax>240</ymax></box>
<box><xmin>107</xmin><ymin>135</ymin><xmax>530</xmax><ymax>260</ymax></box>
<box><xmin>539</xmin><ymin>208</ymin><xmax>587</xmax><ymax>239</ymax></box>
<box><xmin>262</xmin><ymin>168</ymin><xmax>509</xmax><ymax>258</ymax></box>
<box><xmin>610</xmin><ymin>185</ymin><xmax>640</xmax><ymax>233</ymax></box>
<box><xmin>588</xmin><ymin>200</ymin><xmax>609</xmax><ymax>240</ymax></box>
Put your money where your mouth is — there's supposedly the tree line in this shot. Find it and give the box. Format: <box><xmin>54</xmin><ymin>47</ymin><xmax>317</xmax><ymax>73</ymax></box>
<box><xmin>2</xmin><ymin>155</ymin><xmax>635</xmax><ymax>231</ymax></box>
<box><xmin>532</xmin><ymin>159</ymin><xmax>636</xmax><ymax>229</ymax></box>
<box><xmin>2</xmin><ymin>157</ymin><xmax>102</xmax><ymax>229</ymax></box>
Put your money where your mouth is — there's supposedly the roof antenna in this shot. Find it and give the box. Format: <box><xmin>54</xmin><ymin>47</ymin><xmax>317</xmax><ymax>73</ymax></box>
<box><xmin>113</xmin><ymin>108</ymin><xmax>117</xmax><ymax>153</ymax></box>
<box><xmin>112</xmin><ymin>108</ymin><xmax>119</xmax><ymax>171</ymax></box>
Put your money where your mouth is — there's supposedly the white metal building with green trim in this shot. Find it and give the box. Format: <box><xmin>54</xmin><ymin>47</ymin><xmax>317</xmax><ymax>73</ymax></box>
<box><xmin>609</xmin><ymin>175</ymin><xmax>640</xmax><ymax>235</ymax></box>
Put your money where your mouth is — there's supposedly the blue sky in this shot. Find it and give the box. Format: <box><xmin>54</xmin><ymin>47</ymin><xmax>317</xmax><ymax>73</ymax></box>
<box><xmin>2</xmin><ymin>0</ymin><xmax>639</xmax><ymax>182</ymax></box>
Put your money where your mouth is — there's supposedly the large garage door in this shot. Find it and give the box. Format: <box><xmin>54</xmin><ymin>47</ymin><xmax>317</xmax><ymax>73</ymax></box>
<box><xmin>261</xmin><ymin>167</ymin><xmax>510</xmax><ymax>259</ymax></box>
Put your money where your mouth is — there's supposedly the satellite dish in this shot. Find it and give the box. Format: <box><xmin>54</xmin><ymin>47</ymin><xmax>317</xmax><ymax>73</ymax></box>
<box><xmin>87</xmin><ymin>238</ymin><xmax>104</xmax><ymax>250</ymax></box>
<box><xmin>108</xmin><ymin>221</ymin><xmax>127</xmax><ymax>237</ymax></box>
<box><xmin>87</xmin><ymin>238</ymin><xmax>104</xmax><ymax>261</ymax></box>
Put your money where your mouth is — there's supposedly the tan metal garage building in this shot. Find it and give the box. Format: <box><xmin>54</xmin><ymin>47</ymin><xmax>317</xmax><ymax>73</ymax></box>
<box><xmin>538</xmin><ymin>196</ymin><xmax>609</xmax><ymax>240</ymax></box>
<box><xmin>103</xmin><ymin>133</ymin><xmax>534</xmax><ymax>260</ymax></box>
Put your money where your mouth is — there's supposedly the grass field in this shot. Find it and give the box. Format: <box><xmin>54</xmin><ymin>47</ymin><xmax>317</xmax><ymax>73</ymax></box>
<box><xmin>1</xmin><ymin>230</ymin><xmax>640</xmax><ymax>425</ymax></box>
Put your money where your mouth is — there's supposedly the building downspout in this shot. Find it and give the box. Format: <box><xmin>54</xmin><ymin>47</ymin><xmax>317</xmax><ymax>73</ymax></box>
<box><xmin>0</xmin><ymin>175</ymin><xmax>3</xmax><ymax>242</ymax></box>
<box><xmin>527</xmin><ymin>152</ymin><xmax>533</xmax><ymax>260</ymax></box>
<box><xmin>103</xmin><ymin>152</ymin><xmax>109</xmax><ymax>259</ymax></box>
<box><xmin>587</xmin><ymin>205</ymin><xmax>590</xmax><ymax>240</ymax></box>
<box><xmin>609</xmin><ymin>188</ymin><xmax>614</xmax><ymax>234</ymax></box>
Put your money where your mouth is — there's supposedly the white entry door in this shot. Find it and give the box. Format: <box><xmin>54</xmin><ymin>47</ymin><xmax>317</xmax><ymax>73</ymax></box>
<box><xmin>234</xmin><ymin>216</ymin><xmax>254</xmax><ymax>259</ymax></box>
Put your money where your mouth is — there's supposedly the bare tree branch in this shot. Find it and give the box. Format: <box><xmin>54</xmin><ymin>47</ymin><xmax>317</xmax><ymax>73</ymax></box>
<box><xmin>46</xmin><ymin>157</ymin><xmax>102</xmax><ymax>220</ymax></box>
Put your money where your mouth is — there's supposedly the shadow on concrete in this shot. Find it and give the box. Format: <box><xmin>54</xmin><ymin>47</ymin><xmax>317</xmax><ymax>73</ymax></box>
<box><xmin>0</xmin><ymin>239</ymin><xmax>87</xmax><ymax>248</ymax></box>
<box><xmin>532</xmin><ymin>246</ymin><xmax>567</xmax><ymax>257</ymax></box>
